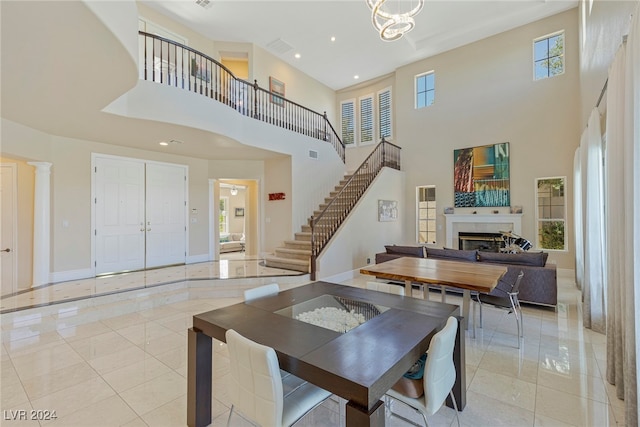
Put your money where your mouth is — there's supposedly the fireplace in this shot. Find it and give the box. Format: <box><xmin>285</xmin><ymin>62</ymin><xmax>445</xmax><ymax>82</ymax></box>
<box><xmin>444</xmin><ymin>213</ymin><xmax>522</xmax><ymax>249</ymax></box>
<box><xmin>458</xmin><ymin>232</ymin><xmax>503</xmax><ymax>252</ymax></box>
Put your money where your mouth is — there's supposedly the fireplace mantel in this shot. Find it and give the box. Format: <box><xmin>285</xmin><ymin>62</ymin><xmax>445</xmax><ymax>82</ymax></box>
<box><xmin>445</xmin><ymin>214</ymin><xmax>522</xmax><ymax>249</ymax></box>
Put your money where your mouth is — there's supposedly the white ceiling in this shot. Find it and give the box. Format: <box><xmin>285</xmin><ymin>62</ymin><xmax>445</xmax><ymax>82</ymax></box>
<box><xmin>141</xmin><ymin>0</ymin><xmax>578</xmax><ymax>91</ymax></box>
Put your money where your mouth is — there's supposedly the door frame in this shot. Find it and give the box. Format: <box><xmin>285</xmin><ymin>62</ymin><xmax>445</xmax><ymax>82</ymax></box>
<box><xmin>1</xmin><ymin>163</ymin><xmax>18</xmax><ymax>295</ymax></box>
<box><xmin>91</xmin><ymin>153</ymin><xmax>189</xmax><ymax>276</ymax></box>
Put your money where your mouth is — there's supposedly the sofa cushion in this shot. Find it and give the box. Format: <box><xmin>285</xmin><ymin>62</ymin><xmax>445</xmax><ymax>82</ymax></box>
<box><xmin>426</xmin><ymin>247</ymin><xmax>478</xmax><ymax>262</ymax></box>
<box><xmin>384</xmin><ymin>245</ymin><xmax>426</xmax><ymax>258</ymax></box>
<box><xmin>478</xmin><ymin>251</ymin><xmax>546</xmax><ymax>267</ymax></box>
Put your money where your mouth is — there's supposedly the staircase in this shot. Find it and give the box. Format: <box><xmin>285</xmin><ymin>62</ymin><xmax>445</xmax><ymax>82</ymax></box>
<box><xmin>264</xmin><ymin>176</ymin><xmax>356</xmax><ymax>273</ymax></box>
<box><xmin>264</xmin><ymin>139</ymin><xmax>402</xmax><ymax>276</ymax></box>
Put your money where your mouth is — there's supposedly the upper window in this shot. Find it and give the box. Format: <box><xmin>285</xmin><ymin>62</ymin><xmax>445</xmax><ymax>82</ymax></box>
<box><xmin>415</xmin><ymin>71</ymin><xmax>435</xmax><ymax>109</ymax></box>
<box><xmin>341</xmin><ymin>99</ymin><xmax>356</xmax><ymax>146</ymax></box>
<box><xmin>359</xmin><ymin>95</ymin><xmax>374</xmax><ymax>145</ymax></box>
<box><xmin>534</xmin><ymin>31</ymin><xmax>565</xmax><ymax>80</ymax></box>
<box><xmin>378</xmin><ymin>87</ymin><xmax>392</xmax><ymax>140</ymax></box>
<box><xmin>535</xmin><ymin>177</ymin><xmax>567</xmax><ymax>251</ymax></box>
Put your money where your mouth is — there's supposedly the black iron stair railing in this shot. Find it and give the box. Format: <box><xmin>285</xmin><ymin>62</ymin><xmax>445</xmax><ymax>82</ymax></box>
<box><xmin>310</xmin><ymin>138</ymin><xmax>401</xmax><ymax>279</ymax></box>
<box><xmin>139</xmin><ymin>31</ymin><xmax>345</xmax><ymax>162</ymax></box>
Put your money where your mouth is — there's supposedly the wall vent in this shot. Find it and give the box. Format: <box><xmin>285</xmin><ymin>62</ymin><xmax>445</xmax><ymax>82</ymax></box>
<box><xmin>266</xmin><ymin>38</ymin><xmax>294</xmax><ymax>55</ymax></box>
<box><xmin>308</xmin><ymin>150</ymin><xmax>318</xmax><ymax>160</ymax></box>
<box><xmin>195</xmin><ymin>0</ymin><xmax>213</xmax><ymax>9</ymax></box>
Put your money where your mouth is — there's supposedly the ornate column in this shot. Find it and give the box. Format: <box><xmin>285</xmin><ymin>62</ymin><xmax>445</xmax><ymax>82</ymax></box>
<box><xmin>27</xmin><ymin>162</ymin><xmax>52</xmax><ymax>287</ymax></box>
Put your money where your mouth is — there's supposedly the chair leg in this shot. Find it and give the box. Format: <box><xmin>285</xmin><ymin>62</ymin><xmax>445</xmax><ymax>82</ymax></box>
<box><xmin>226</xmin><ymin>404</ymin><xmax>235</xmax><ymax>426</ymax></box>
<box><xmin>449</xmin><ymin>390</ymin><xmax>461</xmax><ymax>427</ymax></box>
<box><xmin>509</xmin><ymin>296</ymin><xmax>521</xmax><ymax>349</ymax></box>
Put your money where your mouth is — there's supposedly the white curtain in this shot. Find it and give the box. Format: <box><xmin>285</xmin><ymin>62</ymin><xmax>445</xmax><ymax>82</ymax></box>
<box><xmin>574</xmin><ymin>148</ymin><xmax>584</xmax><ymax>290</ymax></box>
<box><xmin>581</xmin><ymin>108</ymin><xmax>606</xmax><ymax>333</ymax></box>
<box><xmin>605</xmin><ymin>4</ymin><xmax>639</xmax><ymax>424</ymax></box>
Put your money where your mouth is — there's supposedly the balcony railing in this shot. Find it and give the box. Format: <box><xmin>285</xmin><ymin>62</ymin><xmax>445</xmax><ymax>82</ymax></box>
<box><xmin>139</xmin><ymin>31</ymin><xmax>345</xmax><ymax>162</ymax></box>
<box><xmin>310</xmin><ymin>138</ymin><xmax>401</xmax><ymax>279</ymax></box>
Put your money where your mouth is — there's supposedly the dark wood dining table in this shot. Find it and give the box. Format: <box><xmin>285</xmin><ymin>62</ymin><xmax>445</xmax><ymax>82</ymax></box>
<box><xmin>360</xmin><ymin>257</ymin><xmax>508</xmax><ymax>331</ymax></box>
<box><xmin>187</xmin><ymin>281</ymin><xmax>463</xmax><ymax>427</ymax></box>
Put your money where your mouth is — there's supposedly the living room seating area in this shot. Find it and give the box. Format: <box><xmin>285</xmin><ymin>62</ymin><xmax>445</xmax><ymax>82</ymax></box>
<box><xmin>376</xmin><ymin>245</ymin><xmax>557</xmax><ymax>307</ymax></box>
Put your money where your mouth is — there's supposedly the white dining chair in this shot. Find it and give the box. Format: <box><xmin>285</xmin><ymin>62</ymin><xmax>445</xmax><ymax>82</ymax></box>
<box><xmin>365</xmin><ymin>281</ymin><xmax>406</xmax><ymax>296</ymax></box>
<box><xmin>386</xmin><ymin>316</ymin><xmax>461</xmax><ymax>427</ymax></box>
<box><xmin>225</xmin><ymin>329</ymin><xmax>332</xmax><ymax>427</ymax></box>
<box><xmin>244</xmin><ymin>282</ymin><xmax>279</xmax><ymax>301</ymax></box>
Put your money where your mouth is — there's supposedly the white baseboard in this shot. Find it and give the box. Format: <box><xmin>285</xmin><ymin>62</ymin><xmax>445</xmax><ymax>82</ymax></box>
<box><xmin>49</xmin><ymin>268</ymin><xmax>95</xmax><ymax>284</ymax></box>
<box><xmin>321</xmin><ymin>268</ymin><xmax>359</xmax><ymax>283</ymax></box>
<box><xmin>186</xmin><ymin>254</ymin><xmax>210</xmax><ymax>264</ymax></box>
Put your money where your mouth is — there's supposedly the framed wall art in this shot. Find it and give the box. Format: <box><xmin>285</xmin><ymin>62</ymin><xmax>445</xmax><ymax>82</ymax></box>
<box><xmin>269</xmin><ymin>76</ymin><xmax>285</xmax><ymax>106</ymax></box>
<box><xmin>453</xmin><ymin>142</ymin><xmax>510</xmax><ymax>208</ymax></box>
<box><xmin>378</xmin><ymin>200</ymin><xmax>398</xmax><ymax>222</ymax></box>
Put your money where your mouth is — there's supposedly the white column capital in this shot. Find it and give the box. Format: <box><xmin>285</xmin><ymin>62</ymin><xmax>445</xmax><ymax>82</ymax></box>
<box><xmin>27</xmin><ymin>162</ymin><xmax>53</xmax><ymax>173</ymax></box>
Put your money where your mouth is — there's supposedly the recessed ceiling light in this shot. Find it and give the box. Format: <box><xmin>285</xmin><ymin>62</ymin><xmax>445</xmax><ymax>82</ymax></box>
<box><xmin>294</xmin><ymin>53</ymin><xmax>301</xmax><ymax>59</ymax></box>
<box><xmin>330</xmin><ymin>36</ymin><xmax>336</xmax><ymax>42</ymax></box>
<box><xmin>159</xmin><ymin>141</ymin><xmax>169</xmax><ymax>146</ymax></box>
<box><xmin>354</xmin><ymin>75</ymin><xmax>360</xmax><ymax>80</ymax></box>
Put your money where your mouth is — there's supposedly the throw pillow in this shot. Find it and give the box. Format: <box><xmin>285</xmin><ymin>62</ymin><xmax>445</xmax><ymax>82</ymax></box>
<box><xmin>384</xmin><ymin>245</ymin><xmax>426</xmax><ymax>258</ymax></box>
<box><xmin>426</xmin><ymin>247</ymin><xmax>478</xmax><ymax>262</ymax></box>
<box><xmin>478</xmin><ymin>251</ymin><xmax>546</xmax><ymax>267</ymax></box>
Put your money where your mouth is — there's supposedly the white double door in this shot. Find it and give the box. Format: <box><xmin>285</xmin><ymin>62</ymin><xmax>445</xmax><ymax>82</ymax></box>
<box><xmin>94</xmin><ymin>156</ymin><xmax>187</xmax><ymax>275</ymax></box>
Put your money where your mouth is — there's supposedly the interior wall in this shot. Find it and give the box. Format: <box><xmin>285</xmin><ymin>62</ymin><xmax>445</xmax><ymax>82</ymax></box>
<box><xmin>318</xmin><ymin>168</ymin><xmax>405</xmax><ymax>279</ymax></box>
<box><xmin>365</xmin><ymin>9</ymin><xmax>577</xmax><ymax>270</ymax></box>
<box><xmin>1</xmin><ymin>121</ymin><xmax>210</xmax><ymax>276</ymax></box>
<box><xmin>264</xmin><ymin>156</ymin><xmax>292</xmax><ymax>254</ymax></box>
<box><xmin>0</xmin><ymin>156</ymin><xmax>34</xmax><ymax>290</ymax></box>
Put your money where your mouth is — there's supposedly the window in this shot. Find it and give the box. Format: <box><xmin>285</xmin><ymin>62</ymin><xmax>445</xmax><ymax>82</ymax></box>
<box><xmin>417</xmin><ymin>186</ymin><xmax>437</xmax><ymax>244</ymax></box>
<box><xmin>341</xmin><ymin>99</ymin><xmax>355</xmax><ymax>146</ymax></box>
<box><xmin>535</xmin><ymin>177</ymin><xmax>566</xmax><ymax>250</ymax></box>
<box><xmin>534</xmin><ymin>31</ymin><xmax>564</xmax><ymax>80</ymax></box>
<box><xmin>359</xmin><ymin>95</ymin><xmax>374</xmax><ymax>145</ymax></box>
<box><xmin>219</xmin><ymin>196</ymin><xmax>229</xmax><ymax>234</ymax></box>
<box><xmin>378</xmin><ymin>87</ymin><xmax>392</xmax><ymax>140</ymax></box>
<box><xmin>415</xmin><ymin>71</ymin><xmax>435</xmax><ymax>108</ymax></box>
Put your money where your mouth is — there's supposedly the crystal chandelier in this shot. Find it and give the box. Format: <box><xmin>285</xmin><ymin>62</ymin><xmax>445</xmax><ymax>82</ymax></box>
<box><xmin>366</xmin><ymin>0</ymin><xmax>424</xmax><ymax>42</ymax></box>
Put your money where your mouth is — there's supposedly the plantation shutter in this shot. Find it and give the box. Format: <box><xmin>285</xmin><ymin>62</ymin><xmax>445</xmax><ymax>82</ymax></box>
<box><xmin>378</xmin><ymin>87</ymin><xmax>392</xmax><ymax>139</ymax></box>
<box><xmin>359</xmin><ymin>96</ymin><xmax>374</xmax><ymax>144</ymax></box>
<box><xmin>341</xmin><ymin>100</ymin><xmax>355</xmax><ymax>145</ymax></box>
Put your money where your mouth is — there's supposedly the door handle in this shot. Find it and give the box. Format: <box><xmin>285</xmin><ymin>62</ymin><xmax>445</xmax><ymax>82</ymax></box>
<box><xmin>147</xmin><ymin>228</ymin><xmax>151</xmax><ymax>231</ymax></box>
<box><xmin>140</xmin><ymin>228</ymin><xmax>145</xmax><ymax>232</ymax></box>
<box><xmin>1</xmin><ymin>248</ymin><xmax>10</xmax><ymax>252</ymax></box>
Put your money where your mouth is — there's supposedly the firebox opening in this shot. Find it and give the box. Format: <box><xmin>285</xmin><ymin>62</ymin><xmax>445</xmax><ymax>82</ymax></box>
<box><xmin>458</xmin><ymin>232</ymin><xmax>504</xmax><ymax>252</ymax></box>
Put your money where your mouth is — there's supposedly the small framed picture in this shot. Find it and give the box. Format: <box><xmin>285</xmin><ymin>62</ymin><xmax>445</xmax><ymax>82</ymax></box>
<box><xmin>234</xmin><ymin>207</ymin><xmax>245</xmax><ymax>217</ymax></box>
<box><xmin>269</xmin><ymin>76</ymin><xmax>285</xmax><ymax>106</ymax></box>
<box><xmin>378</xmin><ymin>200</ymin><xmax>398</xmax><ymax>222</ymax></box>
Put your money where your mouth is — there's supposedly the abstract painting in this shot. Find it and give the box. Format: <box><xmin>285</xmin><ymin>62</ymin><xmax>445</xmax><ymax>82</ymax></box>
<box><xmin>453</xmin><ymin>142</ymin><xmax>510</xmax><ymax>207</ymax></box>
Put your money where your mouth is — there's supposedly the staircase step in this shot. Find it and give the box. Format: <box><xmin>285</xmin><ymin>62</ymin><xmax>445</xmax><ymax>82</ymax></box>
<box><xmin>301</xmin><ymin>225</ymin><xmax>311</xmax><ymax>233</ymax></box>
<box><xmin>275</xmin><ymin>247</ymin><xmax>311</xmax><ymax>260</ymax></box>
<box><xmin>285</xmin><ymin>239</ymin><xmax>311</xmax><ymax>249</ymax></box>
<box><xmin>294</xmin><ymin>232</ymin><xmax>312</xmax><ymax>242</ymax></box>
<box><xmin>264</xmin><ymin>255</ymin><xmax>309</xmax><ymax>273</ymax></box>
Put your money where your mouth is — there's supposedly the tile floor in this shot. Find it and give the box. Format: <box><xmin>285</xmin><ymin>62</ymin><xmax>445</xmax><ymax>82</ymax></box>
<box><xmin>0</xmin><ymin>259</ymin><xmax>626</xmax><ymax>426</ymax></box>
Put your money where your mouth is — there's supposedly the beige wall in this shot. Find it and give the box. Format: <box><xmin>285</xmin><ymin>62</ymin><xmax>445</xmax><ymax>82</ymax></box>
<box><xmin>2</xmin><ymin>120</ymin><xmax>210</xmax><ymax>277</ymax></box>
<box><xmin>263</xmin><ymin>157</ymin><xmax>293</xmax><ymax>253</ymax></box>
<box><xmin>338</xmin><ymin>9</ymin><xmax>581</xmax><ymax>269</ymax></box>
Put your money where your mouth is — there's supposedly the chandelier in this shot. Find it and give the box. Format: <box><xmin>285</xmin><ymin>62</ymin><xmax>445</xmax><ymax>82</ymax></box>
<box><xmin>366</xmin><ymin>0</ymin><xmax>424</xmax><ymax>42</ymax></box>
<box><xmin>230</xmin><ymin>186</ymin><xmax>238</xmax><ymax>196</ymax></box>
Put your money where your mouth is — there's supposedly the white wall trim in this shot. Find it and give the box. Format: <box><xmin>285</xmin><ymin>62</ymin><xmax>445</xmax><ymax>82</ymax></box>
<box><xmin>186</xmin><ymin>254</ymin><xmax>209</xmax><ymax>264</ymax></box>
<box><xmin>321</xmin><ymin>268</ymin><xmax>360</xmax><ymax>284</ymax></box>
<box><xmin>50</xmin><ymin>268</ymin><xmax>94</xmax><ymax>284</ymax></box>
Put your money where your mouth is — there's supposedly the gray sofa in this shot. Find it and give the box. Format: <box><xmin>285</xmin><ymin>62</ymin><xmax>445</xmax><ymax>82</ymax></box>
<box><xmin>375</xmin><ymin>245</ymin><xmax>557</xmax><ymax>307</ymax></box>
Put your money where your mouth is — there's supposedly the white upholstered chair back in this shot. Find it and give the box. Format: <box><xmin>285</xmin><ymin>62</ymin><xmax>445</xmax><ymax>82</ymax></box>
<box><xmin>226</xmin><ymin>329</ymin><xmax>284</xmax><ymax>426</ymax></box>
<box><xmin>244</xmin><ymin>283</ymin><xmax>279</xmax><ymax>301</ymax></box>
<box><xmin>422</xmin><ymin>316</ymin><xmax>458</xmax><ymax>416</ymax></box>
<box><xmin>365</xmin><ymin>281</ymin><xmax>405</xmax><ymax>296</ymax></box>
